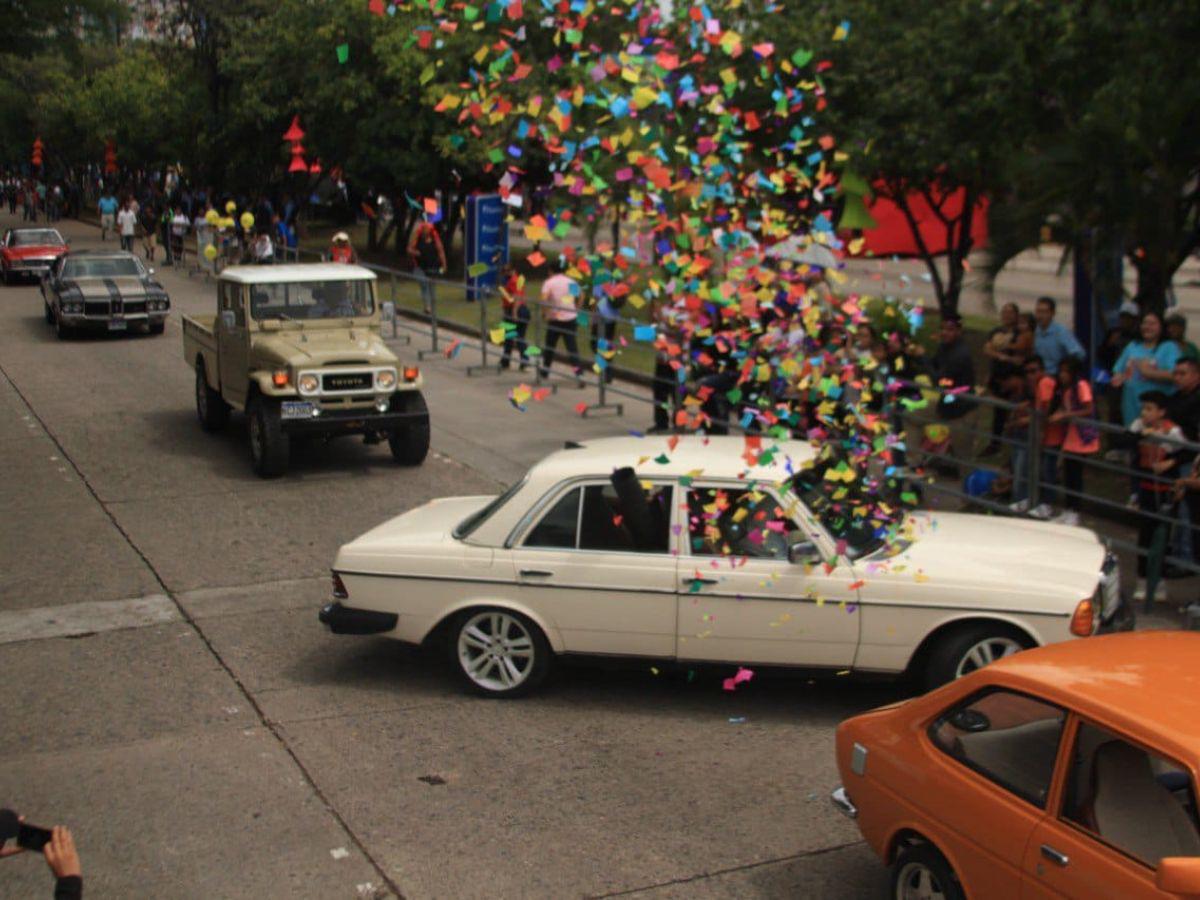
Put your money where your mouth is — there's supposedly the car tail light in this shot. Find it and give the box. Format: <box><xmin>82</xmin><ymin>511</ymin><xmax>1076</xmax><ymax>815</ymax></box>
<box><xmin>1070</xmin><ymin>598</ymin><xmax>1095</xmax><ymax>636</ymax></box>
<box><xmin>331</xmin><ymin>572</ymin><xmax>348</xmax><ymax>600</ymax></box>
<box><xmin>403</xmin><ymin>366</ymin><xmax>419</xmax><ymax>382</ymax></box>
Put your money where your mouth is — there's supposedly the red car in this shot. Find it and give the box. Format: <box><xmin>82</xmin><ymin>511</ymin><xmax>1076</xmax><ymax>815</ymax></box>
<box><xmin>1</xmin><ymin>227</ymin><xmax>68</xmax><ymax>284</ymax></box>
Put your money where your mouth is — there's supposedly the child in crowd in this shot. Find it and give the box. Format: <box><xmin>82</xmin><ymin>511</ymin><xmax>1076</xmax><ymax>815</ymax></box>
<box><xmin>1047</xmin><ymin>357</ymin><xmax>1100</xmax><ymax>526</ymax></box>
<box><xmin>1131</xmin><ymin>390</ymin><xmax>1185</xmax><ymax>601</ymax></box>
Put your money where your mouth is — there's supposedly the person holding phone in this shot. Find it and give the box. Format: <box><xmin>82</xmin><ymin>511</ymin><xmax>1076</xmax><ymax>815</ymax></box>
<box><xmin>1</xmin><ymin>811</ymin><xmax>82</xmax><ymax>899</ymax></box>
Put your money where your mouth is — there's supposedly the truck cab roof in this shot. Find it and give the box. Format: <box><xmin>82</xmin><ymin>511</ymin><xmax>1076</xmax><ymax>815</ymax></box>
<box><xmin>219</xmin><ymin>264</ymin><xmax>377</xmax><ymax>284</ymax></box>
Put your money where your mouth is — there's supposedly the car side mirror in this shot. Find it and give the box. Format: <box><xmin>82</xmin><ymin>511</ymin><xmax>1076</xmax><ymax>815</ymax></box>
<box><xmin>1157</xmin><ymin>858</ymin><xmax>1200</xmax><ymax>897</ymax></box>
<box><xmin>787</xmin><ymin>540</ymin><xmax>819</xmax><ymax>564</ymax></box>
<box><xmin>219</xmin><ymin>310</ymin><xmax>236</xmax><ymax>330</ymax></box>
<box><xmin>381</xmin><ymin>301</ymin><xmax>395</xmax><ymax>321</ymax></box>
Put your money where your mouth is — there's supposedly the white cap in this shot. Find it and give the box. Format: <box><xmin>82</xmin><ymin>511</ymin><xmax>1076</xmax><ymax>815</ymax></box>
<box><xmin>332</xmin><ymin>231</ymin><xmax>350</xmax><ymax>242</ymax></box>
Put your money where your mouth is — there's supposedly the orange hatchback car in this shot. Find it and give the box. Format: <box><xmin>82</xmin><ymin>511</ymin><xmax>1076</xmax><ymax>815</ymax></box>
<box><xmin>833</xmin><ymin>632</ymin><xmax>1200</xmax><ymax>899</ymax></box>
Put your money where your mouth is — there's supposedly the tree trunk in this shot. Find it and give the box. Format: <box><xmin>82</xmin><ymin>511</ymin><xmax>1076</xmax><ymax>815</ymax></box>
<box><xmin>1133</xmin><ymin>261</ymin><xmax>1170</xmax><ymax>316</ymax></box>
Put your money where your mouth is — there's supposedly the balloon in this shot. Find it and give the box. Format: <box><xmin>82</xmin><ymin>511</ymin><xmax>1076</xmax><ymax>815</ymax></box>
<box><xmin>203</xmin><ymin>244</ymin><xmax>218</xmax><ymax>261</ymax></box>
<box><xmin>240</xmin><ymin>212</ymin><xmax>255</xmax><ymax>230</ymax></box>
<box><xmin>225</xmin><ymin>200</ymin><xmax>236</xmax><ymax>214</ymax></box>
<box><xmin>205</xmin><ymin>209</ymin><xmax>220</xmax><ymax>225</ymax></box>
<box><xmin>219</xmin><ymin>217</ymin><xmax>235</xmax><ymax>230</ymax></box>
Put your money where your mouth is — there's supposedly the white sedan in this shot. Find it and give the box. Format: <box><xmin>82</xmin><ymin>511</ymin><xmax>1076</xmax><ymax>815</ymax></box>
<box><xmin>320</xmin><ymin>436</ymin><xmax>1127</xmax><ymax>696</ymax></box>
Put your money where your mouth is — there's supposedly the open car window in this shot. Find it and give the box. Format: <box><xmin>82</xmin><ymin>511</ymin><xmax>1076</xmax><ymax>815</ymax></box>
<box><xmin>1061</xmin><ymin>722</ymin><xmax>1200</xmax><ymax>868</ymax></box>
<box><xmin>929</xmin><ymin>689</ymin><xmax>1065</xmax><ymax>808</ymax></box>
<box><xmin>687</xmin><ymin>486</ymin><xmax>806</xmax><ymax>560</ymax></box>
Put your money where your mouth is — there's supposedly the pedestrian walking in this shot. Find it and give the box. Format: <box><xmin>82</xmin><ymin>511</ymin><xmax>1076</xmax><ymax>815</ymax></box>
<box><xmin>538</xmin><ymin>261</ymin><xmax>584</xmax><ymax>384</ymax></box>
<box><xmin>117</xmin><ymin>200</ymin><xmax>137</xmax><ymax>252</ymax></box>
<box><xmin>498</xmin><ymin>264</ymin><xmax>529</xmax><ymax>370</ymax></box>
<box><xmin>407</xmin><ymin>221</ymin><xmax>446</xmax><ymax>315</ymax></box>
<box><xmin>140</xmin><ymin>199</ymin><xmax>158</xmax><ymax>261</ymax></box>
<box><xmin>97</xmin><ymin>190</ymin><xmax>118</xmax><ymax>241</ymax></box>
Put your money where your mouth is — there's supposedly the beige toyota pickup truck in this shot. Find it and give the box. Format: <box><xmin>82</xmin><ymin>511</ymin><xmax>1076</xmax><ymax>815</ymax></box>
<box><xmin>182</xmin><ymin>263</ymin><xmax>429</xmax><ymax>477</ymax></box>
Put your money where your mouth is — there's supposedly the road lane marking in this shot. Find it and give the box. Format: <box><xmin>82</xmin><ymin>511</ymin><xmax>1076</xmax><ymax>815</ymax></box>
<box><xmin>0</xmin><ymin>594</ymin><xmax>180</xmax><ymax>644</ymax></box>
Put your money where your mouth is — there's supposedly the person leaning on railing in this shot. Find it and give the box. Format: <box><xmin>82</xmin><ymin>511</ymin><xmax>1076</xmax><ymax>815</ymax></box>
<box><xmin>1130</xmin><ymin>390</ymin><xmax>1185</xmax><ymax>603</ymax></box>
<box><xmin>1045</xmin><ymin>357</ymin><xmax>1100</xmax><ymax>527</ymax></box>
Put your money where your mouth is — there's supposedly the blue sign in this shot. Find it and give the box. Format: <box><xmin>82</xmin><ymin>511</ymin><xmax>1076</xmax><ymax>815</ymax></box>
<box><xmin>465</xmin><ymin>194</ymin><xmax>509</xmax><ymax>301</ymax></box>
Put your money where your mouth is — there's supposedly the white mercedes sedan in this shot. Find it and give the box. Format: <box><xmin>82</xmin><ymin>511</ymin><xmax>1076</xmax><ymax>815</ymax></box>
<box><xmin>320</xmin><ymin>436</ymin><xmax>1127</xmax><ymax>697</ymax></box>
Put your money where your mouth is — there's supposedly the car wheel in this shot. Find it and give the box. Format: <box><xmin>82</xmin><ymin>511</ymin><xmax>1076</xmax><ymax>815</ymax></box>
<box><xmin>387</xmin><ymin>390</ymin><xmax>430</xmax><ymax>466</ymax></box>
<box><xmin>451</xmin><ymin>608</ymin><xmax>551</xmax><ymax>698</ymax></box>
<box><xmin>923</xmin><ymin>624</ymin><xmax>1032</xmax><ymax>691</ymax></box>
<box><xmin>248</xmin><ymin>394</ymin><xmax>289</xmax><ymax>478</ymax></box>
<box><xmin>892</xmin><ymin>844</ymin><xmax>964</xmax><ymax>900</ymax></box>
<box><xmin>195</xmin><ymin>360</ymin><xmax>230</xmax><ymax>432</ymax></box>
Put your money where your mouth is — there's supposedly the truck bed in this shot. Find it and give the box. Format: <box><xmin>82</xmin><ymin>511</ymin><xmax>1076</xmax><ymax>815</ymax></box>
<box><xmin>182</xmin><ymin>314</ymin><xmax>219</xmax><ymax>380</ymax></box>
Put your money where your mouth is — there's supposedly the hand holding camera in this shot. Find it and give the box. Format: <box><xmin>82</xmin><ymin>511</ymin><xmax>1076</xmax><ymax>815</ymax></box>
<box><xmin>1</xmin><ymin>809</ymin><xmax>82</xmax><ymax>894</ymax></box>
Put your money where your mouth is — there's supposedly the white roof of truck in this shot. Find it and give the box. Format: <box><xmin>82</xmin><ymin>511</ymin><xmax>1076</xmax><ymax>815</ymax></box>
<box><xmin>219</xmin><ymin>264</ymin><xmax>377</xmax><ymax>284</ymax></box>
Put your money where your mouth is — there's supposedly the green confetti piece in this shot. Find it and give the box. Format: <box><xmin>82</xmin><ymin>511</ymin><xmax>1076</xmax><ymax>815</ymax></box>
<box><xmin>654</xmin><ymin>454</ymin><xmax>670</xmax><ymax>464</ymax></box>
<box><xmin>791</xmin><ymin>48</ymin><xmax>813</xmax><ymax>67</ymax></box>
<box><xmin>463</xmin><ymin>4</ymin><xmax>479</xmax><ymax>21</ymax></box>
<box><xmin>419</xmin><ymin>64</ymin><xmax>436</xmax><ymax>85</ymax></box>
<box><xmin>725</xmin><ymin>388</ymin><xmax>743</xmax><ymax>403</ymax></box>
<box><xmin>523</xmin><ymin>345</ymin><xmax>541</xmax><ymax>357</ymax></box>
<box><xmin>336</xmin><ymin>43</ymin><xmax>350</xmax><ymax>64</ymax></box>
<box><xmin>467</xmin><ymin>262</ymin><xmax>490</xmax><ymax>277</ymax></box>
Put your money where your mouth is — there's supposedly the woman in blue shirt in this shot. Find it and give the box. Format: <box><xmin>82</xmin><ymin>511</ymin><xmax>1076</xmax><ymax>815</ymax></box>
<box><xmin>1112</xmin><ymin>311</ymin><xmax>1180</xmax><ymax>425</ymax></box>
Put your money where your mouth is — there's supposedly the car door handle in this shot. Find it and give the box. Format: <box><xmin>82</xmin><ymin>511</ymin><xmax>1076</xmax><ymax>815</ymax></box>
<box><xmin>519</xmin><ymin>569</ymin><xmax>554</xmax><ymax>578</ymax></box>
<box><xmin>684</xmin><ymin>577</ymin><xmax>719</xmax><ymax>585</ymax></box>
<box><xmin>1040</xmin><ymin>845</ymin><xmax>1069</xmax><ymax>867</ymax></box>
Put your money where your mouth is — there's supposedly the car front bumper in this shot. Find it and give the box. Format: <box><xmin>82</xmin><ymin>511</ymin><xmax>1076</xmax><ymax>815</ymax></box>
<box><xmin>319</xmin><ymin>602</ymin><xmax>398</xmax><ymax>635</ymax></box>
<box><xmin>59</xmin><ymin>313</ymin><xmax>167</xmax><ymax>330</ymax></box>
<box><xmin>281</xmin><ymin>405</ymin><xmax>429</xmax><ymax>436</ymax></box>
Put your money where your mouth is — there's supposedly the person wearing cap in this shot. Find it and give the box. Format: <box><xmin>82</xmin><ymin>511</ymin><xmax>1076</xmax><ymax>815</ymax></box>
<box><xmin>329</xmin><ymin>232</ymin><xmax>357</xmax><ymax>264</ymax></box>
<box><xmin>1166</xmin><ymin>312</ymin><xmax>1199</xmax><ymax>361</ymax></box>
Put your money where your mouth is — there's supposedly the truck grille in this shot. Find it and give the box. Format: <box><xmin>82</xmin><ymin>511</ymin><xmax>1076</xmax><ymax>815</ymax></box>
<box><xmin>322</xmin><ymin>372</ymin><xmax>373</xmax><ymax>392</ymax></box>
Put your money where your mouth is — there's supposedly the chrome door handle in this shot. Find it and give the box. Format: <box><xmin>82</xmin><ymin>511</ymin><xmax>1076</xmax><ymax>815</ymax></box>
<box><xmin>684</xmin><ymin>576</ymin><xmax>718</xmax><ymax>585</ymax></box>
<box><xmin>1040</xmin><ymin>845</ymin><xmax>1069</xmax><ymax>867</ymax></box>
<box><xmin>519</xmin><ymin>569</ymin><xmax>554</xmax><ymax>577</ymax></box>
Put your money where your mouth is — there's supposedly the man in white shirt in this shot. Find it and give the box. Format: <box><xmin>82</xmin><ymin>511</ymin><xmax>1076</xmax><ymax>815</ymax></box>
<box><xmin>538</xmin><ymin>262</ymin><xmax>583</xmax><ymax>384</ymax></box>
<box><xmin>171</xmin><ymin>210</ymin><xmax>190</xmax><ymax>265</ymax></box>
<box><xmin>116</xmin><ymin>202</ymin><xmax>137</xmax><ymax>252</ymax></box>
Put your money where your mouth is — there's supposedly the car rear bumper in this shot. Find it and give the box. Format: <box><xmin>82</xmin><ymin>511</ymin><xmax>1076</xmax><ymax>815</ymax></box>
<box><xmin>319</xmin><ymin>602</ymin><xmax>398</xmax><ymax>635</ymax></box>
<box><xmin>831</xmin><ymin>786</ymin><xmax>858</xmax><ymax>819</ymax></box>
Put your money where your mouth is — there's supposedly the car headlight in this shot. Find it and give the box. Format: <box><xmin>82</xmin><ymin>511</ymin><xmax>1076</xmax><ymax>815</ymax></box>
<box><xmin>62</xmin><ymin>301</ymin><xmax>82</xmax><ymax>314</ymax></box>
<box><xmin>298</xmin><ymin>373</ymin><xmax>319</xmax><ymax>394</ymax></box>
<box><xmin>375</xmin><ymin>369</ymin><xmax>396</xmax><ymax>390</ymax></box>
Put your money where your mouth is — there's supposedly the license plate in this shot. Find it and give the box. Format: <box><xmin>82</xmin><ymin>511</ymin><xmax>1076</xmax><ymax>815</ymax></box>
<box><xmin>107</xmin><ymin>320</ymin><xmax>127</xmax><ymax>331</ymax></box>
<box><xmin>281</xmin><ymin>401</ymin><xmax>315</xmax><ymax>420</ymax></box>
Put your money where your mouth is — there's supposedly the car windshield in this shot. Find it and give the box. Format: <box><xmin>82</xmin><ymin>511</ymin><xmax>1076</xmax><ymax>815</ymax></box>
<box><xmin>790</xmin><ymin>472</ymin><xmax>891</xmax><ymax>560</ymax></box>
<box><xmin>453</xmin><ymin>475</ymin><xmax>528</xmax><ymax>541</ymax></box>
<box><xmin>62</xmin><ymin>256</ymin><xmax>144</xmax><ymax>278</ymax></box>
<box><xmin>13</xmin><ymin>230</ymin><xmax>64</xmax><ymax>247</ymax></box>
<box><xmin>248</xmin><ymin>280</ymin><xmax>374</xmax><ymax>321</ymax></box>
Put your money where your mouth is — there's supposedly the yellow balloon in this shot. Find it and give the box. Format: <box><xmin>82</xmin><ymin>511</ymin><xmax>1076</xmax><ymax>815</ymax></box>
<box><xmin>205</xmin><ymin>209</ymin><xmax>220</xmax><ymax>225</ymax></box>
<box><xmin>219</xmin><ymin>217</ymin><xmax>235</xmax><ymax>230</ymax></box>
<box><xmin>225</xmin><ymin>200</ymin><xmax>236</xmax><ymax>214</ymax></box>
<box><xmin>203</xmin><ymin>244</ymin><xmax>218</xmax><ymax>261</ymax></box>
<box><xmin>240</xmin><ymin>212</ymin><xmax>255</xmax><ymax>230</ymax></box>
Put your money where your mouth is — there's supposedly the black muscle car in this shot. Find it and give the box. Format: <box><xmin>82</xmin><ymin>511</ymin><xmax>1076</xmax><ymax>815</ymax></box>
<box><xmin>42</xmin><ymin>250</ymin><xmax>171</xmax><ymax>339</ymax></box>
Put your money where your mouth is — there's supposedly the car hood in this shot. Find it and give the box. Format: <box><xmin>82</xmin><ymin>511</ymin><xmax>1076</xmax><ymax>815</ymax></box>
<box><xmin>252</xmin><ymin>327</ymin><xmax>397</xmax><ymax>367</ymax></box>
<box><xmin>64</xmin><ymin>277</ymin><xmax>151</xmax><ymax>298</ymax></box>
<box><xmin>5</xmin><ymin>245</ymin><xmax>65</xmax><ymax>259</ymax></box>
<box><xmin>334</xmin><ymin>496</ymin><xmax>494</xmax><ymax>571</ymax></box>
<box><xmin>871</xmin><ymin>512</ymin><xmax>1105</xmax><ymax>603</ymax></box>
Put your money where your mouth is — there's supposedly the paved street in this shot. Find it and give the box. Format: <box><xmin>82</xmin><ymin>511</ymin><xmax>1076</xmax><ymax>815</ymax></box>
<box><xmin>0</xmin><ymin>213</ymin><xmax>896</xmax><ymax>898</ymax></box>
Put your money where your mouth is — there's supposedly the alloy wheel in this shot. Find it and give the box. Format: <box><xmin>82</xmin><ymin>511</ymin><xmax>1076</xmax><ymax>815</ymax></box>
<box><xmin>457</xmin><ymin>611</ymin><xmax>535</xmax><ymax>692</ymax></box>
<box><xmin>954</xmin><ymin>636</ymin><xmax>1024</xmax><ymax>678</ymax></box>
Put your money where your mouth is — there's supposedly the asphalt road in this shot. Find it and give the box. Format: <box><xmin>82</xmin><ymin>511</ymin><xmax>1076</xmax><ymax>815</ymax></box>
<box><xmin>0</xmin><ymin>213</ymin><xmax>897</xmax><ymax>898</ymax></box>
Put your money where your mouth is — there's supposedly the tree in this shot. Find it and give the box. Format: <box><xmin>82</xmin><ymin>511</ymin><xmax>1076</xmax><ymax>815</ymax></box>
<box><xmin>804</xmin><ymin>0</ymin><xmax>1047</xmax><ymax>318</ymax></box>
